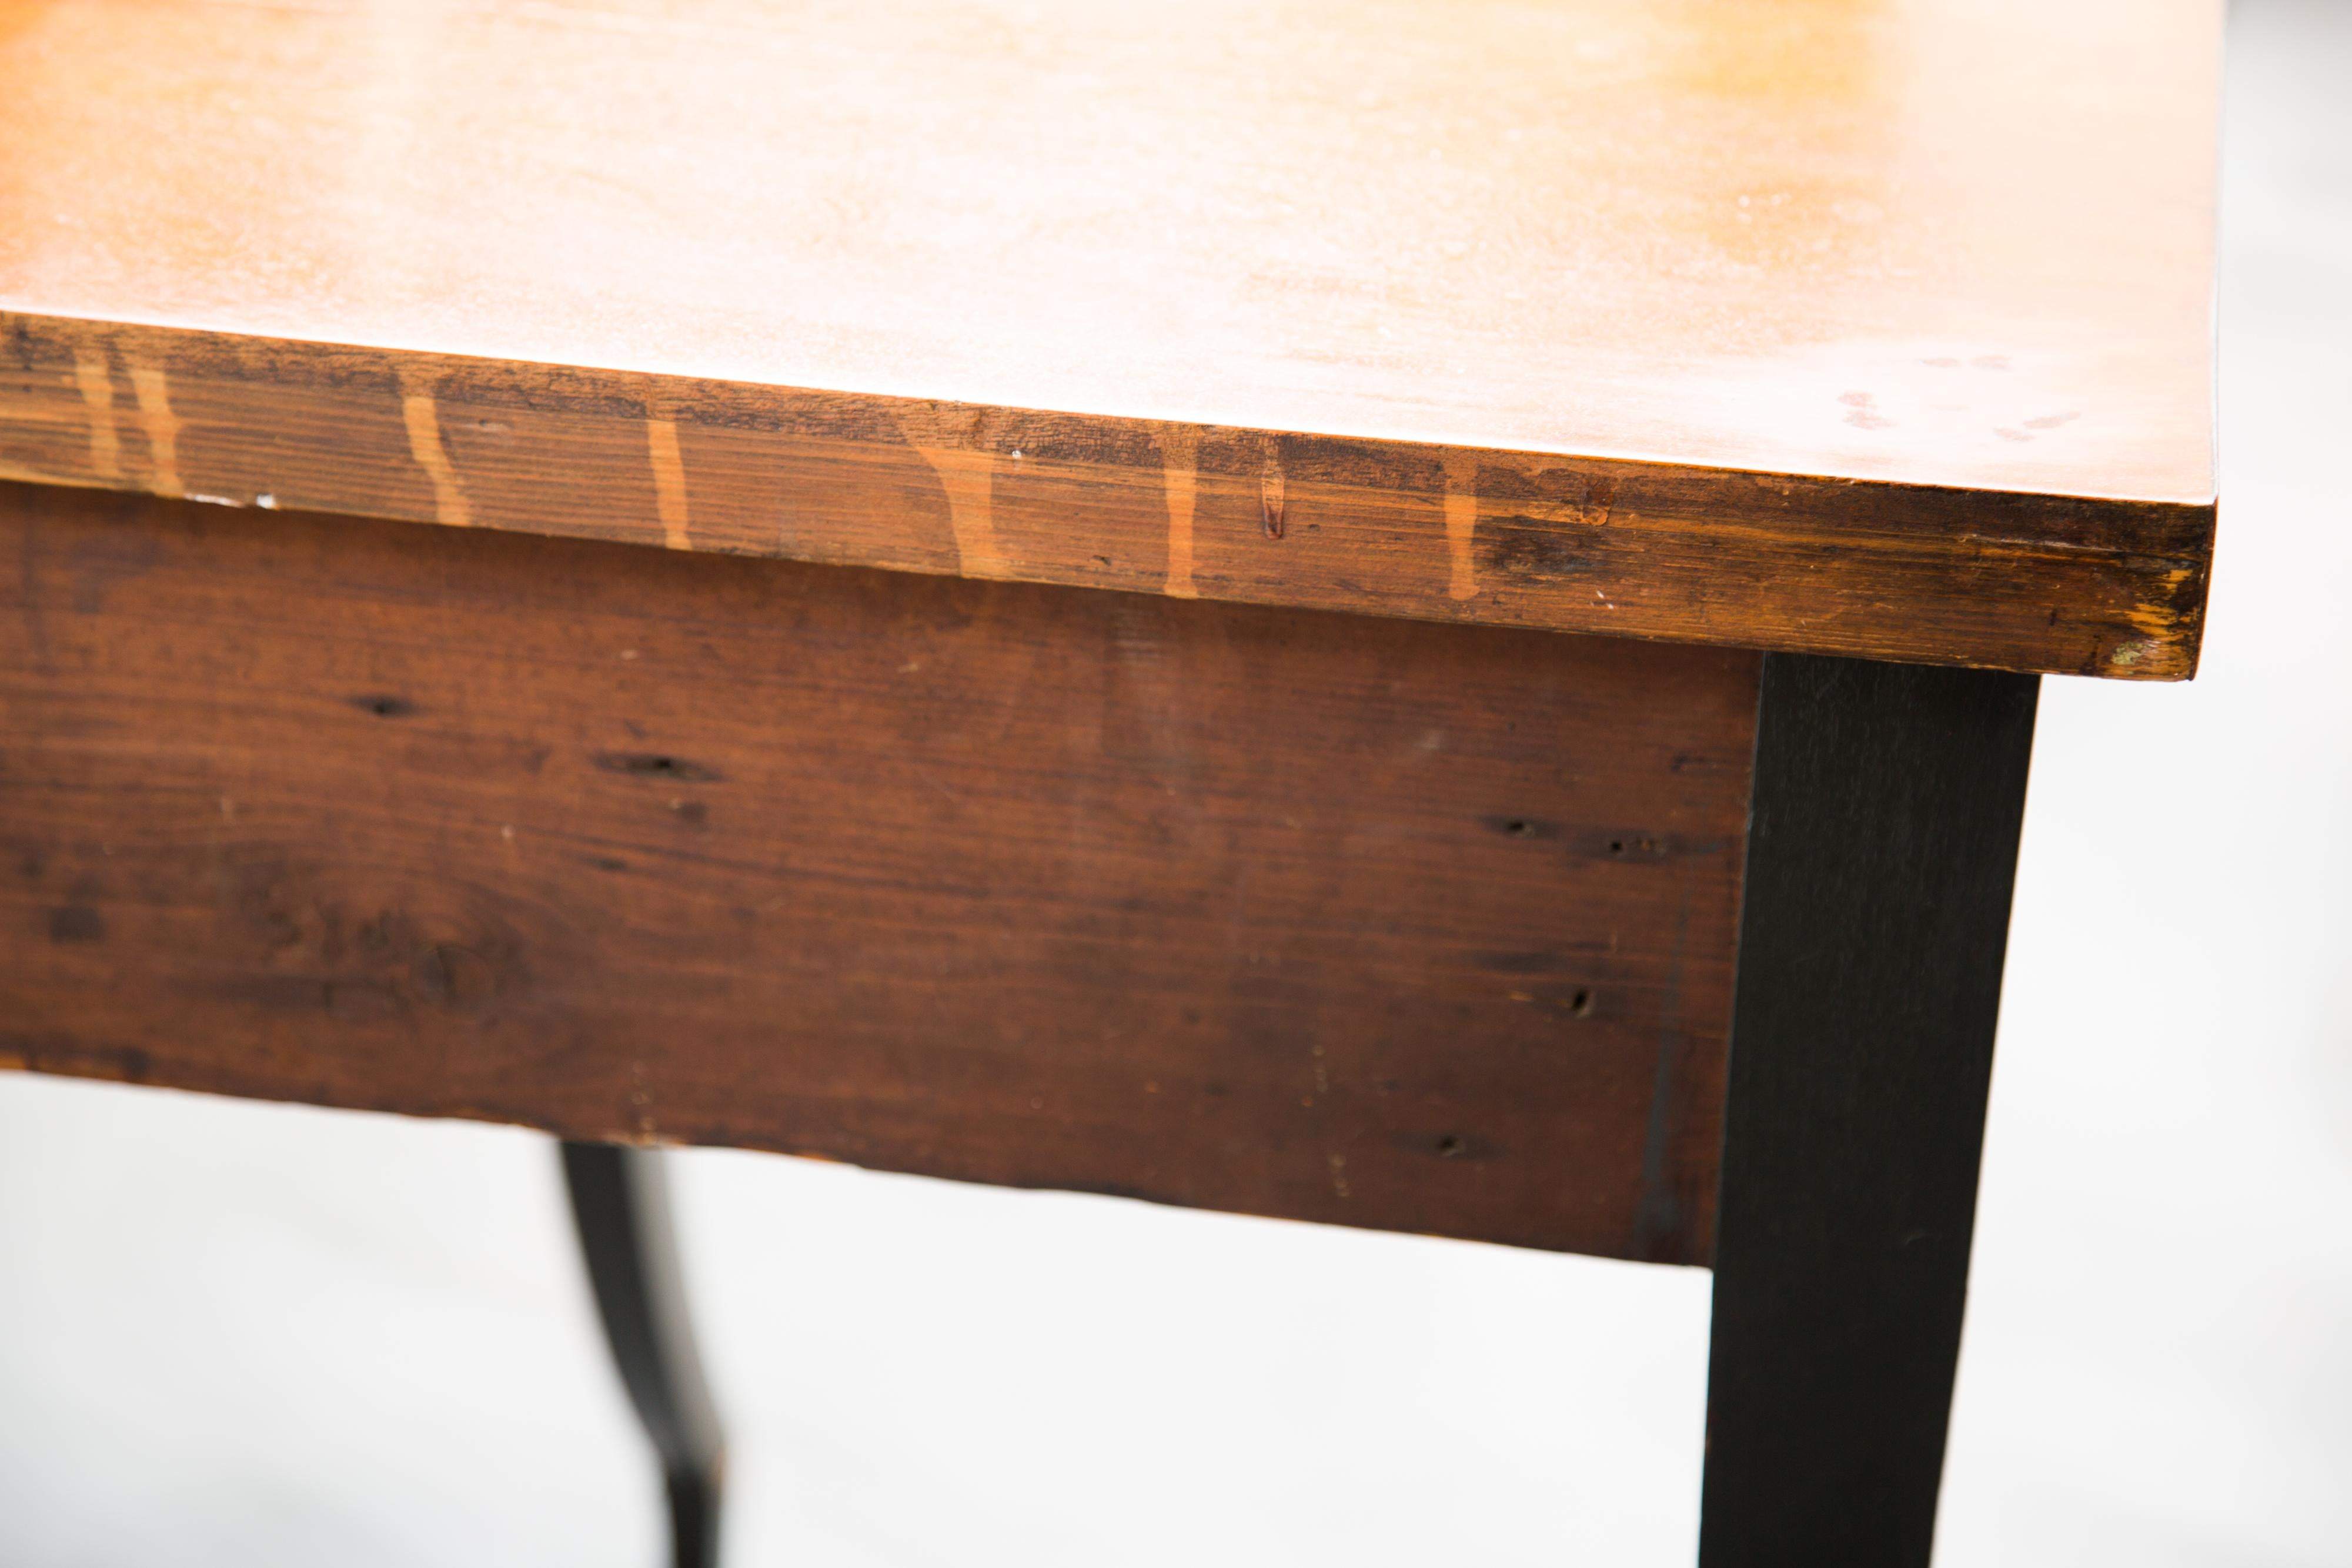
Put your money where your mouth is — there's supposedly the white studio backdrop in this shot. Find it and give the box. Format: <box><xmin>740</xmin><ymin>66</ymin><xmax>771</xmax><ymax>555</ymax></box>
<box><xmin>2</xmin><ymin>1</ymin><xmax>2348</xmax><ymax>1562</ymax></box>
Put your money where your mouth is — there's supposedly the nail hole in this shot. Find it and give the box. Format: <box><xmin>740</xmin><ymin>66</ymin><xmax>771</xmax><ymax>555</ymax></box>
<box><xmin>1608</xmin><ymin>839</ymin><xmax>1625</xmax><ymax>854</ymax></box>
<box><xmin>352</xmin><ymin>694</ymin><xmax>416</xmax><ymax>719</ymax></box>
<box><xmin>1437</xmin><ymin>1134</ymin><xmax>1465</xmax><ymax>1158</ymax></box>
<box><xmin>593</xmin><ymin>751</ymin><xmax>722</xmax><ymax>783</ymax></box>
<box><xmin>1568</xmin><ymin>988</ymin><xmax>1593</xmax><ymax>1017</ymax></box>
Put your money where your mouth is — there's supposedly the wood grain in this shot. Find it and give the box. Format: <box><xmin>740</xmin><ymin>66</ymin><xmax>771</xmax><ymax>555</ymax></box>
<box><xmin>0</xmin><ymin>0</ymin><xmax>2222</xmax><ymax>680</ymax></box>
<box><xmin>0</xmin><ymin>316</ymin><xmax>2213</xmax><ymax>680</ymax></box>
<box><xmin>0</xmin><ymin>0</ymin><xmax>2220</xmax><ymax>505</ymax></box>
<box><xmin>0</xmin><ymin>480</ymin><xmax>1758</xmax><ymax>1262</ymax></box>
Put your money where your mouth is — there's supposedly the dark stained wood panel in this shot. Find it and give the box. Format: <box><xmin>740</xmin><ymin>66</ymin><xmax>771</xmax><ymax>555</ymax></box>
<box><xmin>0</xmin><ymin>482</ymin><xmax>1758</xmax><ymax>1262</ymax></box>
<box><xmin>0</xmin><ymin>317</ymin><xmax>2213</xmax><ymax>680</ymax></box>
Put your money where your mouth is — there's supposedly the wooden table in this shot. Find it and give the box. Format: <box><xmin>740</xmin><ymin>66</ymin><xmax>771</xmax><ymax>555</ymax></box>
<box><xmin>0</xmin><ymin>1</ymin><xmax>2220</xmax><ymax>1562</ymax></box>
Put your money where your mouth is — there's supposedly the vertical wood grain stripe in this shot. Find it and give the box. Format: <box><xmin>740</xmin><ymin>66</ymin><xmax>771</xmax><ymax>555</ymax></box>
<box><xmin>646</xmin><ymin>417</ymin><xmax>691</xmax><ymax>551</ymax></box>
<box><xmin>1160</xmin><ymin>424</ymin><xmax>1198</xmax><ymax>599</ymax></box>
<box><xmin>72</xmin><ymin>354</ymin><xmax>120</xmax><ymax>480</ymax></box>
<box><xmin>400</xmin><ymin>393</ymin><xmax>471</xmax><ymax>527</ymax></box>
<box><xmin>1445</xmin><ymin>453</ymin><xmax>1479</xmax><ymax>602</ymax></box>
<box><xmin>127</xmin><ymin>366</ymin><xmax>181</xmax><ymax>498</ymax></box>
<box><xmin>910</xmin><ymin>445</ymin><xmax>1004</xmax><ymax>579</ymax></box>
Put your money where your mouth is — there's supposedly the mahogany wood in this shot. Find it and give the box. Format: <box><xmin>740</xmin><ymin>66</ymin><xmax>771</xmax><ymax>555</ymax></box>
<box><xmin>0</xmin><ymin>316</ymin><xmax>2211</xmax><ymax>681</ymax></box>
<box><xmin>0</xmin><ymin>0</ymin><xmax>2223</xmax><ymax>679</ymax></box>
<box><xmin>0</xmin><ymin>480</ymin><xmax>1756</xmax><ymax>1262</ymax></box>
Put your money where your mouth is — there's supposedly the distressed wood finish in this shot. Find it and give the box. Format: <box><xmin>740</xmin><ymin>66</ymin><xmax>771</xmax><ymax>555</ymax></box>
<box><xmin>0</xmin><ymin>0</ymin><xmax>2223</xmax><ymax>679</ymax></box>
<box><xmin>0</xmin><ymin>316</ymin><xmax>2212</xmax><ymax>680</ymax></box>
<box><xmin>0</xmin><ymin>481</ymin><xmax>1756</xmax><ymax>1262</ymax></box>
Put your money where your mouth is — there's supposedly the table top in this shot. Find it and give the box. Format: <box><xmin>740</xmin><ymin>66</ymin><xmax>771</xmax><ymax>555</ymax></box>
<box><xmin>0</xmin><ymin>0</ymin><xmax>2222</xmax><ymax>678</ymax></box>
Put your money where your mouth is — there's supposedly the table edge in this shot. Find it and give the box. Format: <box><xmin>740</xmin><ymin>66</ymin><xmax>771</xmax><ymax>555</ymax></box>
<box><xmin>1</xmin><ymin>312</ymin><xmax>2214</xmax><ymax>679</ymax></box>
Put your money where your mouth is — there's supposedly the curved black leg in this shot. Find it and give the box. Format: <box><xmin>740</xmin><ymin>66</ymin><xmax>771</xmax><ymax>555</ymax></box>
<box><xmin>561</xmin><ymin>1141</ymin><xmax>727</xmax><ymax>1568</ymax></box>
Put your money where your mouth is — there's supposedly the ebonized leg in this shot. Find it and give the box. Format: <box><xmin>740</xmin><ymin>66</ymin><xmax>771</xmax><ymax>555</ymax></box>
<box><xmin>561</xmin><ymin>1141</ymin><xmax>727</xmax><ymax>1568</ymax></box>
<box><xmin>1699</xmin><ymin>654</ymin><xmax>2040</xmax><ymax>1567</ymax></box>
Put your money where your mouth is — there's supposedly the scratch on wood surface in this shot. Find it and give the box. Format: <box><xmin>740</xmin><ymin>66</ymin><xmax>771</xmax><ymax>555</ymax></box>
<box><xmin>1259</xmin><ymin>446</ymin><xmax>1285</xmax><ymax>539</ymax></box>
<box><xmin>126</xmin><ymin>365</ymin><xmax>181</xmax><ymax>498</ymax></box>
<box><xmin>72</xmin><ymin>353</ymin><xmax>120</xmax><ymax>480</ymax></box>
<box><xmin>646</xmin><ymin>416</ymin><xmax>691</xmax><ymax>551</ymax></box>
<box><xmin>400</xmin><ymin>389</ymin><xmax>472</xmax><ymax>527</ymax></box>
<box><xmin>1159</xmin><ymin>423</ymin><xmax>1198</xmax><ymax>598</ymax></box>
<box><xmin>1444</xmin><ymin>452</ymin><xmax>1480</xmax><ymax>601</ymax></box>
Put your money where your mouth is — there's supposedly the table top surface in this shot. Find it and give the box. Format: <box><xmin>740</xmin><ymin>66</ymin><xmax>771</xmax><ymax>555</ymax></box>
<box><xmin>0</xmin><ymin>0</ymin><xmax>2223</xmax><ymax>680</ymax></box>
<box><xmin>1</xmin><ymin>0</ymin><xmax>2219</xmax><ymax>504</ymax></box>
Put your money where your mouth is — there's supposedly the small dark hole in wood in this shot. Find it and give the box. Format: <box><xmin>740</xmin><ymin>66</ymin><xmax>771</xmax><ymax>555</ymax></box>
<box><xmin>594</xmin><ymin>751</ymin><xmax>723</xmax><ymax>783</ymax></box>
<box><xmin>1569</xmin><ymin>988</ymin><xmax>1593</xmax><ymax>1017</ymax></box>
<box><xmin>353</xmin><ymin>694</ymin><xmax>416</xmax><ymax>719</ymax></box>
<box><xmin>1437</xmin><ymin>1134</ymin><xmax>1465</xmax><ymax>1158</ymax></box>
<box><xmin>1505</xmin><ymin>819</ymin><xmax>1533</xmax><ymax>836</ymax></box>
<box><xmin>1608</xmin><ymin>839</ymin><xmax>1626</xmax><ymax>854</ymax></box>
<box><xmin>48</xmin><ymin>905</ymin><xmax>106</xmax><ymax>944</ymax></box>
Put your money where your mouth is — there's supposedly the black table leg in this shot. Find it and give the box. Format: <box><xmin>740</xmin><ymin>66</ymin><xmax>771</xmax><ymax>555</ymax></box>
<box><xmin>562</xmin><ymin>1141</ymin><xmax>728</xmax><ymax>1568</ymax></box>
<box><xmin>1699</xmin><ymin>654</ymin><xmax>2040</xmax><ymax>1567</ymax></box>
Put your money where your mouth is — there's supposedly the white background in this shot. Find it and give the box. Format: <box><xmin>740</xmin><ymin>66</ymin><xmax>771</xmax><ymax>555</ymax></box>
<box><xmin>2</xmin><ymin>2</ymin><xmax>2346</xmax><ymax>1562</ymax></box>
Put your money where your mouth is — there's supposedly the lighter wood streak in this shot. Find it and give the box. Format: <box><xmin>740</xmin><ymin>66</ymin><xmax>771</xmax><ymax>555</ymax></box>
<box><xmin>911</xmin><ymin>446</ymin><xmax>1004</xmax><ymax>579</ymax></box>
<box><xmin>646</xmin><ymin>417</ymin><xmax>691</xmax><ymax>551</ymax></box>
<box><xmin>1160</xmin><ymin>424</ymin><xmax>1198</xmax><ymax>599</ymax></box>
<box><xmin>1444</xmin><ymin>454</ymin><xmax>1480</xmax><ymax>603</ymax></box>
<box><xmin>401</xmin><ymin>393</ymin><xmax>472</xmax><ymax>527</ymax></box>
<box><xmin>127</xmin><ymin>366</ymin><xmax>181</xmax><ymax>499</ymax></box>
<box><xmin>71</xmin><ymin>355</ymin><xmax>119</xmax><ymax>480</ymax></box>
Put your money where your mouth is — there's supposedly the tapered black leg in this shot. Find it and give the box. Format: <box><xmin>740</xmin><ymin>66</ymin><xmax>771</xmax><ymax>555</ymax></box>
<box><xmin>1699</xmin><ymin>654</ymin><xmax>2040</xmax><ymax>1567</ymax></box>
<box><xmin>562</xmin><ymin>1141</ymin><xmax>727</xmax><ymax>1568</ymax></box>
